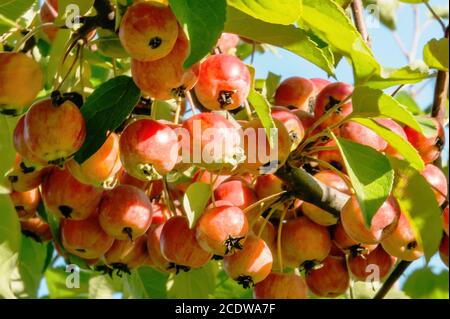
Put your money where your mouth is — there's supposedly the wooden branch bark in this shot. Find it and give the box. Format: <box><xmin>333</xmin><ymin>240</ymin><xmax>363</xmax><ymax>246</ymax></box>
<box><xmin>351</xmin><ymin>0</ymin><xmax>372</xmax><ymax>47</ymax></box>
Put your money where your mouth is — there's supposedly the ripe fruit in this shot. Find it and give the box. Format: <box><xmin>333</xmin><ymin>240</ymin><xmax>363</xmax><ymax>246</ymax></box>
<box><xmin>131</xmin><ymin>28</ymin><xmax>199</xmax><ymax>100</ymax></box>
<box><xmin>310</xmin><ymin>78</ymin><xmax>331</xmax><ymax>94</ymax></box>
<box><xmin>119</xmin><ymin>119</ymin><xmax>179</xmax><ymax>181</ymax></box>
<box><xmin>192</xmin><ymin>169</ymin><xmax>230</xmax><ymax>190</ymax></box>
<box><xmin>348</xmin><ymin>245</ymin><xmax>396</xmax><ymax>281</ymax></box>
<box><xmin>254</xmin><ymin>174</ymin><xmax>284</xmax><ymax>200</ymax></box>
<box><xmin>271</xmin><ymin>106</ymin><xmax>305</xmax><ymax>150</ymax></box>
<box><xmin>375</xmin><ymin>118</ymin><xmax>407</xmax><ymax>157</ymax></box>
<box><xmin>42</xmin><ymin>168</ymin><xmax>103</xmax><ymax>220</ymax></box>
<box><xmin>293</xmin><ymin>109</ymin><xmax>316</xmax><ymax>132</ymax></box>
<box><xmin>443</xmin><ymin>206</ymin><xmax>449</xmax><ymax>236</ymax></box>
<box><xmin>151</xmin><ymin>202</ymin><xmax>170</xmax><ymax>226</ymax></box>
<box><xmin>66</xmin><ymin>133</ymin><xmax>121</xmax><ymax>186</ymax></box>
<box><xmin>119</xmin><ymin>2</ymin><xmax>179</xmax><ymax>61</ymax></box>
<box><xmin>251</xmin><ymin>216</ymin><xmax>276</xmax><ymax>250</ymax></box>
<box><xmin>274</xmin><ymin>77</ymin><xmax>316</xmax><ymax>113</ymax></box>
<box><xmin>39</xmin><ymin>0</ymin><xmax>59</xmax><ymax>42</ymax></box>
<box><xmin>213</xmin><ymin>180</ymin><xmax>257</xmax><ymax>210</ymax></box>
<box><xmin>439</xmin><ymin>234</ymin><xmax>448</xmax><ymax>267</ymax></box>
<box><xmin>105</xmin><ymin>235</ymin><xmax>148</xmax><ymax>273</ymax></box>
<box><xmin>216</xmin><ymin>33</ymin><xmax>240</xmax><ymax>55</ymax></box>
<box><xmin>24</xmin><ymin>98</ymin><xmax>86</xmax><ymax>166</ymax></box>
<box><xmin>341</xmin><ymin>196</ymin><xmax>400</xmax><ymax>244</ymax></box>
<box><xmin>317</xmin><ymin>140</ymin><xmax>346</xmax><ymax>172</ymax></box>
<box><xmin>13</xmin><ymin>116</ymin><xmax>47</xmax><ymax>169</ymax></box>
<box><xmin>404</xmin><ymin>117</ymin><xmax>445</xmax><ymax>164</ymax></box>
<box><xmin>160</xmin><ymin>216</ymin><xmax>213</xmax><ymax>271</ymax></box>
<box><xmin>314</xmin><ymin>82</ymin><xmax>353</xmax><ymax>129</ymax></box>
<box><xmin>7</xmin><ymin>155</ymin><xmax>50</xmax><ymax>192</ymax></box>
<box><xmin>10</xmin><ymin>188</ymin><xmax>40</xmax><ymax>220</ymax></box>
<box><xmin>0</xmin><ymin>52</ymin><xmax>44</xmax><ymax>115</ymax></box>
<box><xmin>332</xmin><ymin>221</ymin><xmax>377</xmax><ymax>255</ymax></box>
<box><xmin>302</xmin><ymin>170</ymin><xmax>350</xmax><ymax>226</ymax></box>
<box><xmin>240</xmin><ymin>118</ymin><xmax>291</xmax><ymax>174</ymax></box>
<box><xmin>381</xmin><ymin>213</ymin><xmax>424</xmax><ymax>261</ymax></box>
<box><xmin>340</xmin><ymin>121</ymin><xmax>388</xmax><ymax>151</ymax></box>
<box><xmin>305</xmin><ymin>255</ymin><xmax>349</xmax><ymax>298</ymax></box>
<box><xmin>195</xmin><ymin>54</ymin><xmax>251</xmax><ymax>111</ymax></box>
<box><xmin>253</xmin><ymin>273</ymin><xmax>308</xmax><ymax>299</ymax></box>
<box><xmin>147</xmin><ymin>223</ymin><xmax>176</xmax><ymax>273</ymax></box>
<box><xmin>182</xmin><ymin>112</ymin><xmax>243</xmax><ymax>172</ymax></box>
<box><xmin>20</xmin><ymin>217</ymin><xmax>52</xmax><ymax>242</ymax></box>
<box><xmin>61</xmin><ymin>216</ymin><xmax>115</xmax><ymax>259</ymax></box>
<box><xmin>196</xmin><ymin>205</ymin><xmax>249</xmax><ymax>256</ymax></box>
<box><xmin>118</xmin><ymin>168</ymin><xmax>149</xmax><ymax>190</ymax></box>
<box><xmin>99</xmin><ymin>185</ymin><xmax>153</xmax><ymax>240</ymax></box>
<box><xmin>281</xmin><ymin>216</ymin><xmax>332</xmax><ymax>269</ymax></box>
<box><xmin>420</xmin><ymin>164</ymin><xmax>448</xmax><ymax>206</ymax></box>
<box><xmin>223</xmin><ymin>235</ymin><xmax>273</xmax><ymax>288</ymax></box>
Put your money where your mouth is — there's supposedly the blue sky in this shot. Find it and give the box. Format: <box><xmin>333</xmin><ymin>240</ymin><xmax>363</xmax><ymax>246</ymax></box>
<box><xmin>37</xmin><ymin>0</ymin><xmax>448</xmax><ymax>297</ymax></box>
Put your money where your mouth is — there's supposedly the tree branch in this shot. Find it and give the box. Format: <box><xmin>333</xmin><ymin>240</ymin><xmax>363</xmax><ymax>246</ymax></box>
<box><xmin>351</xmin><ymin>0</ymin><xmax>371</xmax><ymax>47</ymax></box>
<box><xmin>275</xmin><ymin>164</ymin><xmax>350</xmax><ymax>217</ymax></box>
<box><xmin>431</xmin><ymin>26</ymin><xmax>449</xmax><ymax>124</ymax></box>
<box><xmin>373</xmin><ymin>261</ymin><xmax>412</xmax><ymax>299</ymax></box>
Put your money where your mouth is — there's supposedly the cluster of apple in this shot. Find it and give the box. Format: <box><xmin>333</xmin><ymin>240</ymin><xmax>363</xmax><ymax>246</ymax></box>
<box><xmin>1</xmin><ymin>0</ymin><xmax>448</xmax><ymax>299</ymax></box>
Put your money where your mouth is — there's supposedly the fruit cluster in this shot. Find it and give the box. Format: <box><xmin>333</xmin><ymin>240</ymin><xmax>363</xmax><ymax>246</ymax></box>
<box><xmin>1</xmin><ymin>0</ymin><xmax>448</xmax><ymax>299</ymax></box>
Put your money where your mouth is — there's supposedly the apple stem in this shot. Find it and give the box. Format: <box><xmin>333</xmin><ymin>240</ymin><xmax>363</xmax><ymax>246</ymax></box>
<box><xmin>373</xmin><ymin>260</ymin><xmax>412</xmax><ymax>299</ymax></box>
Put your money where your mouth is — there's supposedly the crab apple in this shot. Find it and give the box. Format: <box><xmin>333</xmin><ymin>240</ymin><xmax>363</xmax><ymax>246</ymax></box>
<box><xmin>310</xmin><ymin>78</ymin><xmax>331</xmax><ymax>94</ymax></box>
<box><xmin>348</xmin><ymin>245</ymin><xmax>396</xmax><ymax>281</ymax></box>
<box><xmin>443</xmin><ymin>206</ymin><xmax>449</xmax><ymax>236</ymax></box>
<box><xmin>7</xmin><ymin>155</ymin><xmax>50</xmax><ymax>192</ymax></box>
<box><xmin>341</xmin><ymin>195</ymin><xmax>400</xmax><ymax>245</ymax></box>
<box><xmin>21</xmin><ymin>217</ymin><xmax>52</xmax><ymax>242</ymax></box>
<box><xmin>253</xmin><ymin>272</ymin><xmax>308</xmax><ymax>299</ymax></box>
<box><xmin>119</xmin><ymin>1</ymin><xmax>178</xmax><ymax>61</ymax></box>
<box><xmin>195</xmin><ymin>54</ymin><xmax>251</xmax><ymax>111</ymax></box>
<box><xmin>302</xmin><ymin>170</ymin><xmax>350</xmax><ymax>226</ymax></box>
<box><xmin>151</xmin><ymin>202</ymin><xmax>170</xmax><ymax>226</ymax></box>
<box><xmin>39</xmin><ymin>0</ymin><xmax>59</xmax><ymax>41</ymax></box>
<box><xmin>61</xmin><ymin>217</ymin><xmax>115</xmax><ymax>259</ymax></box>
<box><xmin>182</xmin><ymin>112</ymin><xmax>243</xmax><ymax>172</ymax></box>
<box><xmin>192</xmin><ymin>169</ymin><xmax>230</xmax><ymax>190</ymax></box>
<box><xmin>305</xmin><ymin>255</ymin><xmax>349</xmax><ymax>298</ymax></box>
<box><xmin>340</xmin><ymin>121</ymin><xmax>388</xmax><ymax>151</ymax></box>
<box><xmin>223</xmin><ymin>235</ymin><xmax>273</xmax><ymax>288</ymax></box>
<box><xmin>146</xmin><ymin>223</ymin><xmax>176</xmax><ymax>273</ymax></box>
<box><xmin>240</xmin><ymin>118</ymin><xmax>291</xmax><ymax>174</ymax></box>
<box><xmin>292</xmin><ymin>109</ymin><xmax>316</xmax><ymax>132</ymax></box>
<box><xmin>329</xmin><ymin>241</ymin><xmax>346</xmax><ymax>257</ymax></box>
<box><xmin>251</xmin><ymin>217</ymin><xmax>277</xmax><ymax>250</ymax></box>
<box><xmin>120</xmin><ymin>119</ymin><xmax>179</xmax><ymax>181</ymax></box>
<box><xmin>214</xmin><ymin>180</ymin><xmax>257</xmax><ymax>211</ymax></box>
<box><xmin>0</xmin><ymin>52</ymin><xmax>44</xmax><ymax>116</ymax></box>
<box><xmin>420</xmin><ymin>164</ymin><xmax>448</xmax><ymax>206</ymax></box>
<box><xmin>317</xmin><ymin>140</ymin><xmax>346</xmax><ymax>172</ymax></box>
<box><xmin>216</xmin><ymin>33</ymin><xmax>240</xmax><ymax>55</ymax></box>
<box><xmin>118</xmin><ymin>168</ymin><xmax>148</xmax><ymax>190</ymax></box>
<box><xmin>440</xmin><ymin>234</ymin><xmax>449</xmax><ymax>267</ymax></box>
<box><xmin>42</xmin><ymin>168</ymin><xmax>103</xmax><ymax>220</ymax></box>
<box><xmin>254</xmin><ymin>174</ymin><xmax>284</xmax><ymax>200</ymax></box>
<box><xmin>381</xmin><ymin>213</ymin><xmax>424</xmax><ymax>261</ymax></box>
<box><xmin>331</xmin><ymin>221</ymin><xmax>377</xmax><ymax>255</ymax></box>
<box><xmin>375</xmin><ymin>118</ymin><xmax>407</xmax><ymax>157</ymax></box>
<box><xmin>160</xmin><ymin>216</ymin><xmax>213</xmax><ymax>271</ymax></box>
<box><xmin>196</xmin><ymin>205</ymin><xmax>249</xmax><ymax>256</ymax></box>
<box><xmin>105</xmin><ymin>235</ymin><xmax>148</xmax><ymax>272</ymax></box>
<box><xmin>314</xmin><ymin>82</ymin><xmax>353</xmax><ymax>129</ymax></box>
<box><xmin>404</xmin><ymin>117</ymin><xmax>445</xmax><ymax>164</ymax></box>
<box><xmin>66</xmin><ymin>133</ymin><xmax>121</xmax><ymax>186</ymax></box>
<box><xmin>99</xmin><ymin>185</ymin><xmax>153</xmax><ymax>240</ymax></box>
<box><xmin>281</xmin><ymin>216</ymin><xmax>332</xmax><ymax>269</ymax></box>
<box><xmin>271</xmin><ymin>106</ymin><xmax>305</xmax><ymax>150</ymax></box>
<box><xmin>10</xmin><ymin>188</ymin><xmax>40</xmax><ymax>220</ymax></box>
<box><xmin>131</xmin><ymin>29</ymin><xmax>199</xmax><ymax>100</ymax></box>
<box><xmin>24</xmin><ymin>98</ymin><xmax>86</xmax><ymax>166</ymax></box>
<box><xmin>274</xmin><ymin>77</ymin><xmax>316</xmax><ymax>113</ymax></box>
<box><xmin>13</xmin><ymin>116</ymin><xmax>47</xmax><ymax>169</ymax></box>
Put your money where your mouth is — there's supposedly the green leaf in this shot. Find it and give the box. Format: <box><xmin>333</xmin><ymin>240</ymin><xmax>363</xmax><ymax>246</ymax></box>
<box><xmin>398</xmin><ymin>0</ymin><xmax>426</xmax><ymax>3</ymax></box>
<box><xmin>415</xmin><ymin>115</ymin><xmax>438</xmax><ymax>138</ymax></box>
<box><xmin>0</xmin><ymin>115</ymin><xmax>19</xmax><ymax>194</ymax></box>
<box><xmin>423</xmin><ymin>38</ymin><xmax>449</xmax><ymax>71</ymax></box>
<box><xmin>0</xmin><ymin>195</ymin><xmax>21</xmax><ymax>299</ymax></box>
<box><xmin>362</xmin><ymin>0</ymin><xmax>400</xmax><ymax>30</ymax></box>
<box><xmin>389</xmin><ymin>158</ymin><xmax>443</xmax><ymax>262</ymax></box>
<box><xmin>45</xmin><ymin>266</ymin><xmax>91</xmax><ymax>299</ymax></box>
<box><xmin>0</xmin><ymin>0</ymin><xmax>35</xmax><ymax>26</ymax></box>
<box><xmin>403</xmin><ymin>268</ymin><xmax>449</xmax><ymax>299</ymax></box>
<box><xmin>14</xmin><ymin>235</ymin><xmax>48</xmax><ymax>298</ymax></box>
<box><xmin>225</xmin><ymin>6</ymin><xmax>334</xmax><ymax>75</ymax></box>
<box><xmin>352</xmin><ymin>118</ymin><xmax>424</xmax><ymax>170</ymax></box>
<box><xmin>46</xmin><ymin>29</ymin><xmax>72</xmax><ymax>88</ymax></box>
<box><xmin>365</xmin><ymin>64</ymin><xmax>430</xmax><ymax>89</ymax></box>
<box><xmin>123</xmin><ymin>266</ymin><xmax>169</xmax><ymax>299</ymax></box>
<box><xmin>213</xmin><ymin>268</ymin><xmax>252</xmax><ymax>299</ymax></box>
<box><xmin>167</xmin><ymin>262</ymin><xmax>217</xmax><ymax>298</ymax></box>
<box><xmin>394</xmin><ymin>91</ymin><xmax>422</xmax><ymax>115</ymax></box>
<box><xmin>265</xmin><ymin>72</ymin><xmax>281</xmax><ymax>101</ymax></box>
<box><xmin>169</xmin><ymin>0</ymin><xmax>226</xmax><ymax>68</ymax></box>
<box><xmin>351</xmin><ymin>86</ymin><xmax>423</xmax><ymax>133</ymax></box>
<box><xmin>334</xmin><ymin>136</ymin><xmax>394</xmax><ymax>226</ymax></box>
<box><xmin>95</xmin><ymin>29</ymin><xmax>128</xmax><ymax>58</ymax></box>
<box><xmin>248</xmin><ymin>90</ymin><xmax>276</xmax><ymax>147</ymax></box>
<box><xmin>75</xmin><ymin>76</ymin><xmax>140</xmax><ymax>164</ymax></box>
<box><xmin>228</xmin><ymin>0</ymin><xmax>303</xmax><ymax>25</ymax></box>
<box><xmin>183</xmin><ymin>182</ymin><xmax>212</xmax><ymax>229</ymax></box>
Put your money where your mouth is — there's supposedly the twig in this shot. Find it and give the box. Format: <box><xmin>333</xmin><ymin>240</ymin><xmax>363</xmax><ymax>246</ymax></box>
<box><xmin>431</xmin><ymin>25</ymin><xmax>449</xmax><ymax>124</ymax></box>
<box><xmin>373</xmin><ymin>260</ymin><xmax>412</xmax><ymax>299</ymax></box>
<box><xmin>409</xmin><ymin>6</ymin><xmax>421</xmax><ymax>63</ymax></box>
<box><xmin>391</xmin><ymin>84</ymin><xmax>405</xmax><ymax>97</ymax></box>
<box><xmin>351</xmin><ymin>0</ymin><xmax>371</xmax><ymax>47</ymax></box>
<box><xmin>424</xmin><ymin>2</ymin><xmax>447</xmax><ymax>32</ymax></box>
<box><xmin>392</xmin><ymin>31</ymin><xmax>410</xmax><ymax>61</ymax></box>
